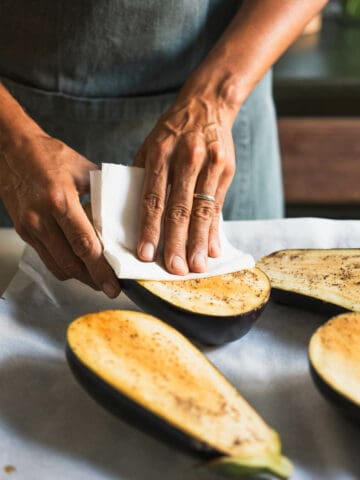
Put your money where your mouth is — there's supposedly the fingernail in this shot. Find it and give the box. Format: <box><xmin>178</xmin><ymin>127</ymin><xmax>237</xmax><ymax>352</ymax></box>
<box><xmin>210</xmin><ymin>240</ymin><xmax>221</xmax><ymax>257</ymax></box>
<box><xmin>102</xmin><ymin>282</ymin><xmax>120</xmax><ymax>299</ymax></box>
<box><xmin>140</xmin><ymin>242</ymin><xmax>155</xmax><ymax>261</ymax></box>
<box><xmin>192</xmin><ymin>253</ymin><xmax>206</xmax><ymax>271</ymax></box>
<box><xmin>171</xmin><ymin>255</ymin><xmax>188</xmax><ymax>275</ymax></box>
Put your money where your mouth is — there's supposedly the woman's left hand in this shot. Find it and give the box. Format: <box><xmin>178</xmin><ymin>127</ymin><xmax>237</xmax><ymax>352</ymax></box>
<box><xmin>134</xmin><ymin>95</ymin><xmax>236</xmax><ymax>275</ymax></box>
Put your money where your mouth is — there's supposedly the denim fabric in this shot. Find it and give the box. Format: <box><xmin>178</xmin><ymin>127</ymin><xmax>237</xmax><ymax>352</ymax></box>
<box><xmin>0</xmin><ymin>0</ymin><xmax>241</xmax><ymax>97</ymax></box>
<box><xmin>0</xmin><ymin>1</ymin><xmax>283</xmax><ymax>226</ymax></box>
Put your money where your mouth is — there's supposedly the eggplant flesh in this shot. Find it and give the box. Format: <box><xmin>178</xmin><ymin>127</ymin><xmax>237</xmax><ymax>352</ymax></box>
<box><xmin>66</xmin><ymin>345</ymin><xmax>217</xmax><ymax>458</ymax></box>
<box><xmin>66</xmin><ymin>310</ymin><xmax>291</xmax><ymax>478</ymax></box>
<box><xmin>120</xmin><ymin>268</ymin><xmax>270</xmax><ymax>345</ymax></box>
<box><xmin>309</xmin><ymin>312</ymin><xmax>360</xmax><ymax>421</ymax></box>
<box><xmin>257</xmin><ymin>249</ymin><xmax>360</xmax><ymax>313</ymax></box>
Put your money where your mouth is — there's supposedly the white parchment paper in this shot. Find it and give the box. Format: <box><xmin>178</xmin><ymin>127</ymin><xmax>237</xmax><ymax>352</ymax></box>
<box><xmin>0</xmin><ymin>218</ymin><xmax>360</xmax><ymax>480</ymax></box>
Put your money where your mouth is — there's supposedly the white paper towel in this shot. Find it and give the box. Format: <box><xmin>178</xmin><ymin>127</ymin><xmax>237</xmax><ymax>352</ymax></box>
<box><xmin>90</xmin><ymin>164</ymin><xmax>254</xmax><ymax>279</ymax></box>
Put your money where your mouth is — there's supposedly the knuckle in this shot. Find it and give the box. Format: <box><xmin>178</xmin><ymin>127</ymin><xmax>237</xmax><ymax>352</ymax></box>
<box><xmin>70</xmin><ymin>233</ymin><xmax>94</xmax><ymax>258</ymax></box>
<box><xmin>213</xmin><ymin>201</ymin><xmax>222</xmax><ymax>216</ymax></box>
<box><xmin>62</xmin><ymin>262</ymin><xmax>84</xmax><ymax>278</ymax></box>
<box><xmin>19</xmin><ymin>211</ymin><xmax>42</xmax><ymax>235</ymax></box>
<box><xmin>183</xmin><ymin>133</ymin><xmax>205</xmax><ymax>154</ymax></box>
<box><xmin>142</xmin><ymin>193</ymin><xmax>164</xmax><ymax>215</ymax></box>
<box><xmin>194</xmin><ymin>145</ymin><xmax>206</xmax><ymax>161</ymax></box>
<box><xmin>208</xmin><ymin>142</ymin><xmax>226</xmax><ymax>165</ymax></box>
<box><xmin>186</xmin><ymin>142</ymin><xmax>206</xmax><ymax>160</ymax></box>
<box><xmin>48</xmin><ymin>188</ymin><xmax>67</xmax><ymax>217</ymax></box>
<box><xmin>165</xmin><ymin>204</ymin><xmax>191</xmax><ymax>223</ymax></box>
<box><xmin>192</xmin><ymin>204</ymin><xmax>214</xmax><ymax>221</ymax></box>
<box><xmin>224</xmin><ymin>160</ymin><xmax>236</xmax><ymax>177</ymax></box>
<box><xmin>183</xmin><ymin>153</ymin><xmax>198</xmax><ymax>169</ymax></box>
<box><xmin>51</xmin><ymin>137</ymin><xmax>66</xmax><ymax>153</ymax></box>
<box><xmin>211</xmin><ymin>153</ymin><xmax>226</xmax><ymax>169</ymax></box>
<box><xmin>227</xmin><ymin>166</ymin><xmax>236</xmax><ymax>179</ymax></box>
<box><xmin>52</xmin><ymin>270</ymin><xmax>68</xmax><ymax>281</ymax></box>
<box><xmin>152</xmin><ymin>138</ymin><xmax>167</xmax><ymax>156</ymax></box>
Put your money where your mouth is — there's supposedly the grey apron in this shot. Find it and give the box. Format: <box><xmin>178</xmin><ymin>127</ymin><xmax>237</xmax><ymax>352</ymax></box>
<box><xmin>0</xmin><ymin>0</ymin><xmax>283</xmax><ymax>227</ymax></box>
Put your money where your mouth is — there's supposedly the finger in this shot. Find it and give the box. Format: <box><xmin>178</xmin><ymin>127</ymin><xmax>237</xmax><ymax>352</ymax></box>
<box><xmin>208</xmin><ymin>163</ymin><xmax>235</xmax><ymax>258</ymax></box>
<box><xmin>73</xmin><ymin>156</ymin><xmax>99</xmax><ymax>195</ymax></box>
<box><xmin>137</xmin><ymin>143</ymin><xmax>170</xmax><ymax>262</ymax></box>
<box><xmin>33</xmin><ymin>218</ymin><xmax>99</xmax><ymax>289</ymax></box>
<box><xmin>24</xmin><ymin>210</ymin><xmax>99</xmax><ymax>288</ymax></box>
<box><xmin>133</xmin><ymin>148</ymin><xmax>146</xmax><ymax>168</ymax></box>
<box><xmin>187</xmin><ymin>143</ymin><xmax>224</xmax><ymax>272</ymax></box>
<box><xmin>13</xmin><ymin>211</ymin><xmax>68</xmax><ymax>281</ymax></box>
<box><xmin>207</xmin><ymin>195</ymin><xmax>223</xmax><ymax>259</ymax></box>
<box><xmin>164</xmin><ymin>135</ymin><xmax>206</xmax><ymax>275</ymax></box>
<box><xmin>52</xmin><ymin>193</ymin><xmax>120</xmax><ymax>298</ymax></box>
<box><xmin>27</xmin><ymin>234</ymin><xmax>68</xmax><ymax>281</ymax></box>
<box><xmin>14</xmin><ymin>208</ymin><xmax>98</xmax><ymax>288</ymax></box>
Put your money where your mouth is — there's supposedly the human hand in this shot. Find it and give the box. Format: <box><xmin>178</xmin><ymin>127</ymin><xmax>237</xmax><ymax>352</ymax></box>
<box><xmin>0</xmin><ymin>131</ymin><xmax>120</xmax><ymax>298</ymax></box>
<box><xmin>134</xmin><ymin>96</ymin><xmax>236</xmax><ymax>275</ymax></box>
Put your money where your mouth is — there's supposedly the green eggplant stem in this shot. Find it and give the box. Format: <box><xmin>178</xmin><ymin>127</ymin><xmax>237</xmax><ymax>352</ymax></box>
<box><xmin>207</xmin><ymin>453</ymin><xmax>293</xmax><ymax>479</ymax></box>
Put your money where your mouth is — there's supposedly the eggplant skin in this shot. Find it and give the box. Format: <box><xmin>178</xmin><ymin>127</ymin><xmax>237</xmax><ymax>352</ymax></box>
<box><xmin>119</xmin><ymin>278</ymin><xmax>268</xmax><ymax>345</ymax></box>
<box><xmin>271</xmin><ymin>289</ymin><xmax>348</xmax><ymax>316</ymax></box>
<box><xmin>309</xmin><ymin>362</ymin><xmax>360</xmax><ymax>423</ymax></box>
<box><xmin>66</xmin><ymin>344</ymin><xmax>219</xmax><ymax>459</ymax></box>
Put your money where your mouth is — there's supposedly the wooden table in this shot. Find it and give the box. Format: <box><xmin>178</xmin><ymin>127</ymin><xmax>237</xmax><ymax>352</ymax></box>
<box><xmin>0</xmin><ymin>229</ymin><xmax>25</xmax><ymax>294</ymax></box>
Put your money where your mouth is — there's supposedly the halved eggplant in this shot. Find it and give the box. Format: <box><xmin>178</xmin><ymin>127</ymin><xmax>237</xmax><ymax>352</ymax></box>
<box><xmin>256</xmin><ymin>249</ymin><xmax>360</xmax><ymax>314</ymax></box>
<box><xmin>66</xmin><ymin>310</ymin><xmax>292</xmax><ymax>478</ymax></box>
<box><xmin>119</xmin><ymin>269</ymin><xmax>270</xmax><ymax>345</ymax></box>
<box><xmin>309</xmin><ymin>312</ymin><xmax>360</xmax><ymax>421</ymax></box>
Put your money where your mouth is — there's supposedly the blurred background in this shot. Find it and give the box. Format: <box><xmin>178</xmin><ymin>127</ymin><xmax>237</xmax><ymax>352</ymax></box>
<box><xmin>274</xmin><ymin>0</ymin><xmax>360</xmax><ymax>219</ymax></box>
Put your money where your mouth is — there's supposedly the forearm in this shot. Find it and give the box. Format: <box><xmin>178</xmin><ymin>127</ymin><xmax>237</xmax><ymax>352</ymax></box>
<box><xmin>178</xmin><ymin>0</ymin><xmax>328</xmax><ymax>121</ymax></box>
<box><xmin>0</xmin><ymin>84</ymin><xmax>43</xmax><ymax>150</ymax></box>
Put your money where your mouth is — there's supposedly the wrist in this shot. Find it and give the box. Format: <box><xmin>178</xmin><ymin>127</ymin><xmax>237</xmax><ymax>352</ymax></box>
<box><xmin>176</xmin><ymin>66</ymin><xmax>247</xmax><ymax>127</ymax></box>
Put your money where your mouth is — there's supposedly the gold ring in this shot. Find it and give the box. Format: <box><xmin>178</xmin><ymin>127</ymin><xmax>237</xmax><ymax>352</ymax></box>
<box><xmin>193</xmin><ymin>193</ymin><xmax>216</xmax><ymax>202</ymax></box>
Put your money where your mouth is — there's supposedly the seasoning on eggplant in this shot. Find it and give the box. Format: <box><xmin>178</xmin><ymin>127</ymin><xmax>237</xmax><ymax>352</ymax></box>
<box><xmin>257</xmin><ymin>249</ymin><xmax>360</xmax><ymax>313</ymax></box>
<box><xmin>66</xmin><ymin>310</ymin><xmax>292</xmax><ymax>479</ymax></box>
<box><xmin>309</xmin><ymin>312</ymin><xmax>360</xmax><ymax>421</ymax></box>
<box><xmin>120</xmin><ymin>268</ymin><xmax>271</xmax><ymax>345</ymax></box>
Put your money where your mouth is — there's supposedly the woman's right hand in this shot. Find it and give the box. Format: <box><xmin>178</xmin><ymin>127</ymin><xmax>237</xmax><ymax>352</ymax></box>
<box><xmin>0</xmin><ymin>128</ymin><xmax>120</xmax><ymax>298</ymax></box>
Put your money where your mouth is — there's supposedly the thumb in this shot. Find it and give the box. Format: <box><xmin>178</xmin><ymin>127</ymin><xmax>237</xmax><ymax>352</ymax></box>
<box><xmin>74</xmin><ymin>157</ymin><xmax>99</xmax><ymax>194</ymax></box>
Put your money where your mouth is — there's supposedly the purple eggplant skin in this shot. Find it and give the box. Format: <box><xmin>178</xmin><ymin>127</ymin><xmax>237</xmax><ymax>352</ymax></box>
<box><xmin>119</xmin><ymin>279</ymin><xmax>268</xmax><ymax>345</ymax></box>
<box><xmin>309</xmin><ymin>361</ymin><xmax>360</xmax><ymax>423</ymax></box>
<box><xmin>66</xmin><ymin>344</ymin><xmax>220</xmax><ymax>459</ymax></box>
<box><xmin>271</xmin><ymin>288</ymin><xmax>348</xmax><ymax>317</ymax></box>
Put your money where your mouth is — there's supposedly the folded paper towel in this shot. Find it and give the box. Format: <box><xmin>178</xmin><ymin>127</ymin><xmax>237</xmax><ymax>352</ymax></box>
<box><xmin>90</xmin><ymin>164</ymin><xmax>254</xmax><ymax>280</ymax></box>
